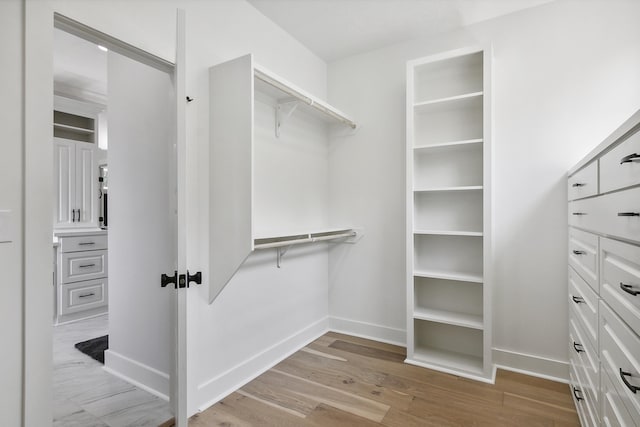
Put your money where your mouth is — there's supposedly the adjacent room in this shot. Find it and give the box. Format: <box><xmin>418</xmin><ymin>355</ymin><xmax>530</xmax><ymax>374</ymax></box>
<box><xmin>2</xmin><ymin>0</ymin><xmax>639</xmax><ymax>426</ymax></box>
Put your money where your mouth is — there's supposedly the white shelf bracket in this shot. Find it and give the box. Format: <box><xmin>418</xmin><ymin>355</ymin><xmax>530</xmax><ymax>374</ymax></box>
<box><xmin>275</xmin><ymin>100</ymin><xmax>299</xmax><ymax>138</ymax></box>
<box><xmin>276</xmin><ymin>245</ymin><xmax>292</xmax><ymax>268</ymax></box>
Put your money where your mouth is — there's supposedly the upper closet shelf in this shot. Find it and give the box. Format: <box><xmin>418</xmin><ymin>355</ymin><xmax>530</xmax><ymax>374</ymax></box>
<box><xmin>414</xmin><ymin>91</ymin><xmax>482</xmax><ymax>114</ymax></box>
<box><xmin>414</xmin><ymin>139</ymin><xmax>483</xmax><ymax>151</ymax></box>
<box><xmin>254</xmin><ymin>66</ymin><xmax>357</xmax><ymax>137</ymax></box>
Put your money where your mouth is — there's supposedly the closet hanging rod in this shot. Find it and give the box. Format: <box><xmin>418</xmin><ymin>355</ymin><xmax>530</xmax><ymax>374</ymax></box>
<box><xmin>253</xmin><ymin>229</ymin><xmax>357</xmax><ymax>250</ymax></box>
<box><xmin>254</xmin><ymin>69</ymin><xmax>357</xmax><ymax>130</ymax></box>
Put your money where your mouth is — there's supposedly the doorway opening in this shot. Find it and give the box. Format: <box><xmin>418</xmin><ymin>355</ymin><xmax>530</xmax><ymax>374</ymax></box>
<box><xmin>51</xmin><ymin>15</ymin><xmax>177</xmax><ymax>426</ymax></box>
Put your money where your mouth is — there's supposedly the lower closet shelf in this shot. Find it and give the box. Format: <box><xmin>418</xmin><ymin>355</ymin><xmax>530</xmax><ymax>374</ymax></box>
<box><xmin>414</xmin><ymin>269</ymin><xmax>483</xmax><ymax>284</ymax></box>
<box><xmin>408</xmin><ymin>346</ymin><xmax>484</xmax><ymax>376</ymax></box>
<box><xmin>413</xmin><ymin>307</ymin><xmax>483</xmax><ymax>329</ymax></box>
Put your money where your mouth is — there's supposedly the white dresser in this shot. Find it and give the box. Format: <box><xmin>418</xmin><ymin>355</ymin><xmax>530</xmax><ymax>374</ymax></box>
<box><xmin>54</xmin><ymin>230</ymin><xmax>108</xmax><ymax>324</ymax></box>
<box><xmin>567</xmin><ymin>110</ymin><xmax>640</xmax><ymax>426</ymax></box>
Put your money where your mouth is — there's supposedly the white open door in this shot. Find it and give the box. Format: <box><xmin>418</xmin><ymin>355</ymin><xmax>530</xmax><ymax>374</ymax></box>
<box><xmin>106</xmin><ymin>9</ymin><xmax>188</xmax><ymax>426</ymax></box>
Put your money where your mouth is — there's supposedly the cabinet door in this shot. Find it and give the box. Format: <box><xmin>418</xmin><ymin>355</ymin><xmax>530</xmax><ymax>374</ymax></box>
<box><xmin>74</xmin><ymin>142</ymin><xmax>98</xmax><ymax>227</ymax></box>
<box><xmin>53</xmin><ymin>138</ymin><xmax>75</xmax><ymax>228</ymax></box>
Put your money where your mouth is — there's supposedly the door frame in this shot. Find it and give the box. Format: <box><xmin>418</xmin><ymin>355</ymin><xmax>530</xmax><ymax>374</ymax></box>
<box><xmin>23</xmin><ymin>5</ymin><xmax>188</xmax><ymax>426</ymax></box>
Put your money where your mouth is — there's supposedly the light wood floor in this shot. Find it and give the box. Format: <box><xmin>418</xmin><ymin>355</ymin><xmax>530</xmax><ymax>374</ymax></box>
<box><xmin>188</xmin><ymin>332</ymin><xmax>579</xmax><ymax>426</ymax></box>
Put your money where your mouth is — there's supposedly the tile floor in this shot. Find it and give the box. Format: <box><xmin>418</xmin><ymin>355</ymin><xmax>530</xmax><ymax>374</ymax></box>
<box><xmin>53</xmin><ymin>314</ymin><xmax>173</xmax><ymax>426</ymax></box>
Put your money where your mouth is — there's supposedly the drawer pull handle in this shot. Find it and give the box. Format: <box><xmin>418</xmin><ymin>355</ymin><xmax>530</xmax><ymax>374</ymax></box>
<box><xmin>618</xmin><ymin>212</ymin><xmax>640</xmax><ymax>217</ymax></box>
<box><xmin>620</xmin><ymin>282</ymin><xmax>640</xmax><ymax>296</ymax></box>
<box><xmin>620</xmin><ymin>152</ymin><xmax>640</xmax><ymax>164</ymax></box>
<box><xmin>572</xmin><ymin>250</ymin><xmax>586</xmax><ymax>255</ymax></box>
<box><xmin>79</xmin><ymin>263</ymin><xmax>96</xmax><ymax>268</ymax></box>
<box><xmin>572</xmin><ymin>387</ymin><xmax>584</xmax><ymax>401</ymax></box>
<box><xmin>572</xmin><ymin>295</ymin><xmax>584</xmax><ymax>304</ymax></box>
<box><xmin>571</xmin><ymin>183</ymin><xmax>586</xmax><ymax>187</ymax></box>
<box><xmin>78</xmin><ymin>293</ymin><xmax>95</xmax><ymax>298</ymax></box>
<box><xmin>620</xmin><ymin>369</ymin><xmax>639</xmax><ymax>394</ymax></box>
<box><xmin>571</xmin><ymin>212</ymin><xmax>586</xmax><ymax>216</ymax></box>
<box><xmin>72</xmin><ymin>209</ymin><xmax>76</xmax><ymax>222</ymax></box>
<box><xmin>573</xmin><ymin>342</ymin><xmax>584</xmax><ymax>353</ymax></box>
<box><xmin>78</xmin><ymin>242</ymin><xmax>96</xmax><ymax>246</ymax></box>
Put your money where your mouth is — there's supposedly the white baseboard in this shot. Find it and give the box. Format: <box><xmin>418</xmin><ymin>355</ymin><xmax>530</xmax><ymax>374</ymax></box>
<box><xmin>328</xmin><ymin>315</ymin><xmax>406</xmax><ymax>346</ymax></box>
<box><xmin>492</xmin><ymin>347</ymin><xmax>569</xmax><ymax>383</ymax></box>
<box><xmin>104</xmin><ymin>349</ymin><xmax>170</xmax><ymax>400</ymax></box>
<box><xmin>195</xmin><ymin>317</ymin><xmax>329</xmax><ymax>414</ymax></box>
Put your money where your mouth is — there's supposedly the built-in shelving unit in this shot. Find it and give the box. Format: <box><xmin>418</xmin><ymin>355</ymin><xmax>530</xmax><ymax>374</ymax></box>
<box><xmin>210</xmin><ymin>54</ymin><xmax>359</xmax><ymax>303</ymax></box>
<box><xmin>406</xmin><ymin>46</ymin><xmax>493</xmax><ymax>382</ymax></box>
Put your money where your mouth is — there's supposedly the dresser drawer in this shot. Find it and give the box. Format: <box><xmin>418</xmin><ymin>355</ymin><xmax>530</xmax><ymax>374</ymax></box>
<box><xmin>569</xmin><ymin>187</ymin><xmax>640</xmax><ymax>243</ymax></box>
<box><xmin>601</xmin><ymin>238</ymin><xmax>640</xmax><ymax>337</ymax></box>
<box><xmin>59</xmin><ymin>278</ymin><xmax>108</xmax><ymax>315</ymax></box>
<box><xmin>59</xmin><ymin>234</ymin><xmax>107</xmax><ymax>253</ymax></box>
<box><xmin>600</xmin><ymin>128</ymin><xmax>640</xmax><ymax>193</ymax></box>
<box><xmin>568</xmin><ymin>161</ymin><xmax>598</xmax><ymax>201</ymax></box>
<box><xmin>601</xmin><ymin>368</ymin><xmax>639</xmax><ymax>427</ymax></box>
<box><xmin>61</xmin><ymin>250</ymin><xmax>108</xmax><ymax>283</ymax></box>
<box><xmin>569</xmin><ymin>316</ymin><xmax>599</xmax><ymax>397</ymax></box>
<box><xmin>569</xmin><ymin>266</ymin><xmax>599</xmax><ymax>349</ymax></box>
<box><xmin>569</xmin><ymin>227</ymin><xmax>599</xmax><ymax>291</ymax></box>
<box><xmin>600</xmin><ymin>302</ymin><xmax>640</xmax><ymax>421</ymax></box>
<box><xmin>570</xmin><ymin>360</ymin><xmax>599</xmax><ymax>427</ymax></box>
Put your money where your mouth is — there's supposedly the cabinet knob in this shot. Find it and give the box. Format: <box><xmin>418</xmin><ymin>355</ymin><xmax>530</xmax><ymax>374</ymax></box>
<box><xmin>571</xmin><ymin>183</ymin><xmax>586</xmax><ymax>187</ymax></box>
<box><xmin>572</xmin><ymin>250</ymin><xmax>586</xmax><ymax>255</ymax></box>
<box><xmin>572</xmin><ymin>212</ymin><xmax>586</xmax><ymax>216</ymax></box>
<box><xmin>572</xmin><ymin>295</ymin><xmax>584</xmax><ymax>304</ymax></box>
<box><xmin>573</xmin><ymin>342</ymin><xmax>584</xmax><ymax>353</ymax></box>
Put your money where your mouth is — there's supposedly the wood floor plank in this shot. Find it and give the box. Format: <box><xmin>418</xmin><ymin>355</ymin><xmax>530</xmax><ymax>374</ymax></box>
<box><xmin>240</xmin><ymin>371</ymin><xmax>319</xmax><ymax>417</ymax></box>
<box><xmin>502</xmin><ymin>392</ymin><xmax>580</xmax><ymax>424</ymax></box>
<box><xmin>325</xmin><ymin>332</ymin><xmax>406</xmax><ymax>355</ymax></box>
<box><xmin>495</xmin><ymin>370</ymin><xmax>575</xmax><ymax>409</ymax></box>
<box><xmin>305</xmin><ymin>403</ymin><xmax>383</xmax><ymax>427</ymax></box>
<box><xmin>329</xmin><ymin>340</ymin><xmax>406</xmax><ymax>363</ymax></box>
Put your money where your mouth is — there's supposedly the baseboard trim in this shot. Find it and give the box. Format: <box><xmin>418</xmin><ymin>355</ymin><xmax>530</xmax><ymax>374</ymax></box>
<box><xmin>328</xmin><ymin>315</ymin><xmax>405</xmax><ymax>346</ymax></box>
<box><xmin>104</xmin><ymin>349</ymin><xmax>170</xmax><ymax>400</ymax></box>
<box><xmin>492</xmin><ymin>347</ymin><xmax>569</xmax><ymax>383</ymax></box>
<box><xmin>195</xmin><ymin>317</ymin><xmax>329</xmax><ymax>414</ymax></box>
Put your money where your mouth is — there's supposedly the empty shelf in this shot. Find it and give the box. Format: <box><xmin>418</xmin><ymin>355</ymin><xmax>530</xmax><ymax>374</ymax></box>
<box><xmin>414</xmin><ymin>269</ymin><xmax>483</xmax><ymax>284</ymax></box>
<box><xmin>413</xmin><ymin>307</ymin><xmax>483</xmax><ymax>329</ymax></box>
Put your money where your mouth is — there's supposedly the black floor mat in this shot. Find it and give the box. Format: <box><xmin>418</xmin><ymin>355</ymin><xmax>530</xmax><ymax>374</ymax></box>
<box><xmin>74</xmin><ymin>335</ymin><xmax>108</xmax><ymax>364</ymax></box>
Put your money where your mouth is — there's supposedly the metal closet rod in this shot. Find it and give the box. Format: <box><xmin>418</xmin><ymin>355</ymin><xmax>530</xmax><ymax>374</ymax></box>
<box><xmin>254</xmin><ymin>229</ymin><xmax>357</xmax><ymax>250</ymax></box>
<box><xmin>254</xmin><ymin>70</ymin><xmax>357</xmax><ymax>130</ymax></box>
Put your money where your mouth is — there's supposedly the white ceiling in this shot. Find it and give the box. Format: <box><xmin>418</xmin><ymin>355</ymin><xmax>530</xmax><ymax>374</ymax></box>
<box><xmin>247</xmin><ymin>0</ymin><xmax>555</xmax><ymax>62</ymax></box>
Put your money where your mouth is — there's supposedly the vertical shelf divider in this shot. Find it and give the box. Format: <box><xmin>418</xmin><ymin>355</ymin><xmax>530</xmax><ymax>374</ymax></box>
<box><xmin>406</xmin><ymin>46</ymin><xmax>494</xmax><ymax>383</ymax></box>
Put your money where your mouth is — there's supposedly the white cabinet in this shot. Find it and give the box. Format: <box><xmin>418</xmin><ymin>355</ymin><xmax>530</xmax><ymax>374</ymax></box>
<box><xmin>567</xmin><ymin>109</ymin><xmax>640</xmax><ymax>427</ymax></box>
<box><xmin>405</xmin><ymin>46</ymin><xmax>493</xmax><ymax>382</ymax></box>
<box><xmin>55</xmin><ymin>231</ymin><xmax>108</xmax><ymax>324</ymax></box>
<box><xmin>53</xmin><ymin>138</ymin><xmax>98</xmax><ymax>228</ymax></box>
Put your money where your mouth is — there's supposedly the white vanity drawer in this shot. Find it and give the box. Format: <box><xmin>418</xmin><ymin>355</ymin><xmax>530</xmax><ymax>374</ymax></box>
<box><xmin>61</xmin><ymin>250</ymin><xmax>108</xmax><ymax>283</ymax></box>
<box><xmin>59</xmin><ymin>278</ymin><xmax>108</xmax><ymax>315</ymax></box>
<box><xmin>601</xmin><ymin>238</ymin><xmax>640</xmax><ymax>337</ymax></box>
<box><xmin>59</xmin><ymin>234</ymin><xmax>107</xmax><ymax>253</ymax></box>
<box><xmin>569</xmin><ymin>197</ymin><xmax>598</xmax><ymax>233</ymax></box>
<box><xmin>570</xmin><ymin>316</ymin><xmax>599</xmax><ymax>396</ymax></box>
<box><xmin>569</xmin><ymin>227</ymin><xmax>599</xmax><ymax>292</ymax></box>
<box><xmin>568</xmin><ymin>161</ymin><xmax>598</xmax><ymax>201</ymax></box>
<box><xmin>601</xmin><ymin>368</ymin><xmax>639</xmax><ymax>427</ymax></box>
<box><xmin>600</xmin><ymin>302</ymin><xmax>640</xmax><ymax>421</ymax></box>
<box><xmin>600</xmin><ymin>128</ymin><xmax>640</xmax><ymax>194</ymax></box>
<box><xmin>569</xmin><ymin>266</ymin><xmax>599</xmax><ymax>349</ymax></box>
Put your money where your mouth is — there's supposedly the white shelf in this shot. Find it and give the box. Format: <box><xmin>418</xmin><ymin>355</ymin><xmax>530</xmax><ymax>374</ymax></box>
<box><xmin>414</xmin><ymin>269</ymin><xmax>483</xmax><ymax>284</ymax></box>
<box><xmin>414</xmin><ymin>186</ymin><xmax>483</xmax><ymax>193</ymax></box>
<box><xmin>413</xmin><ymin>307</ymin><xmax>483</xmax><ymax>329</ymax></box>
<box><xmin>414</xmin><ymin>139</ymin><xmax>483</xmax><ymax>151</ymax></box>
<box><xmin>414</xmin><ymin>91</ymin><xmax>482</xmax><ymax>114</ymax></box>
<box><xmin>53</xmin><ymin>123</ymin><xmax>95</xmax><ymax>135</ymax></box>
<box><xmin>409</xmin><ymin>347</ymin><xmax>484</xmax><ymax>375</ymax></box>
<box><xmin>414</xmin><ymin>230</ymin><xmax>482</xmax><ymax>237</ymax></box>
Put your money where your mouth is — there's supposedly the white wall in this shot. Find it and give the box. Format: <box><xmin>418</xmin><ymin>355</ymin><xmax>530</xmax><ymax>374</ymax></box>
<box><xmin>23</xmin><ymin>0</ymin><xmax>332</xmax><ymax>419</ymax></box>
<box><xmin>0</xmin><ymin>1</ymin><xmax>24</xmax><ymax>425</ymax></box>
<box><xmin>327</xmin><ymin>0</ymin><xmax>640</xmax><ymax>378</ymax></box>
